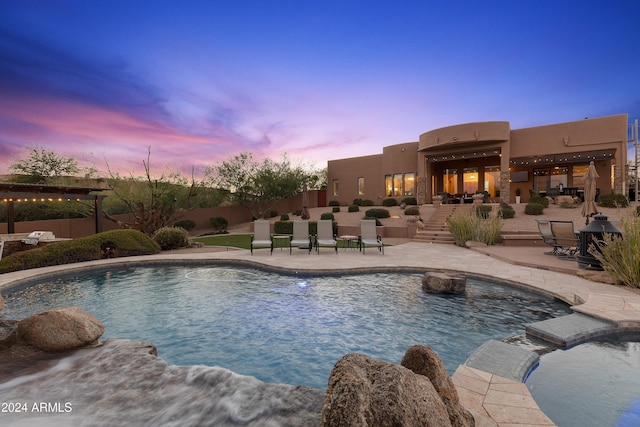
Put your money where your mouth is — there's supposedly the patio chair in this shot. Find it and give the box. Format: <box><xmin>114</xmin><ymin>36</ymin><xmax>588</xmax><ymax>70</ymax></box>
<box><xmin>359</xmin><ymin>219</ymin><xmax>384</xmax><ymax>254</ymax></box>
<box><xmin>315</xmin><ymin>219</ymin><xmax>337</xmax><ymax>254</ymax></box>
<box><xmin>290</xmin><ymin>220</ymin><xmax>312</xmax><ymax>254</ymax></box>
<box><xmin>535</xmin><ymin>219</ymin><xmax>556</xmax><ymax>255</ymax></box>
<box><xmin>250</xmin><ymin>220</ymin><xmax>273</xmax><ymax>255</ymax></box>
<box><xmin>550</xmin><ymin>220</ymin><xmax>579</xmax><ymax>258</ymax></box>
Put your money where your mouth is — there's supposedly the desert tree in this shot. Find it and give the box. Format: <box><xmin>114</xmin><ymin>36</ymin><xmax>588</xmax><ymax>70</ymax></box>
<box><xmin>9</xmin><ymin>144</ymin><xmax>80</xmax><ymax>183</ymax></box>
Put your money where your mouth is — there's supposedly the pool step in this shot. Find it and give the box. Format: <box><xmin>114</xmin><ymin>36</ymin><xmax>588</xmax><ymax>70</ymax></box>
<box><xmin>525</xmin><ymin>313</ymin><xmax>617</xmax><ymax>348</ymax></box>
<box><xmin>464</xmin><ymin>339</ymin><xmax>540</xmax><ymax>382</ymax></box>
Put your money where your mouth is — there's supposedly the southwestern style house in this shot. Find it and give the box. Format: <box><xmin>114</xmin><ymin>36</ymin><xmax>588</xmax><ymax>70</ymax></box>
<box><xmin>328</xmin><ymin>114</ymin><xmax>629</xmax><ymax>205</ymax></box>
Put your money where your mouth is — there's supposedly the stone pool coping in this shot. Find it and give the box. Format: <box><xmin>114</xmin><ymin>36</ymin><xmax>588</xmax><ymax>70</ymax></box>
<box><xmin>2</xmin><ymin>242</ymin><xmax>640</xmax><ymax>426</ymax></box>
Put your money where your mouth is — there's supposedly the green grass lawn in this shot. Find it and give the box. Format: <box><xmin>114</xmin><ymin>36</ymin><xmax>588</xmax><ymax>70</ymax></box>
<box><xmin>192</xmin><ymin>234</ymin><xmax>252</xmax><ymax>249</ymax></box>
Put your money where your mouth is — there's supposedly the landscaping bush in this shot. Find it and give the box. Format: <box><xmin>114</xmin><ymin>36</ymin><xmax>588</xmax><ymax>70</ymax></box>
<box><xmin>364</xmin><ymin>208</ymin><xmax>390</xmax><ymax>218</ymax></box>
<box><xmin>0</xmin><ymin>229</ymin><xmax>160</xmax><ymax>273</ymax></box>
<box><xmin>401</xmin><ymin>197</ymin><xmax>417</xmax><ymax>205</ymax></box>
<box><xmin>280</xmin><ymin>214</ymin><xmax>290</xmax><ymax>221</ymax></box>
<box><xmin>274</xmin><ymin>220</ymin><xmax>319</xmax><ymax>235</ymax></box>
<box><xmin>173</xmin><ymin>219</ymin><xmax>196</xmax><ymax>231</ymax></box>
<box><xmin>153</xmin><ymin>226</ymin><xmax>190</xmax><ymax>250</ymax></box>
<box><xmin>352</xmin><ymin>198</ymin><xmax>364</xmax><ymax>206</ymax></box>
<box><xmin>268</xmin><ymin>210</ymin><xmax>279</xmax><ymax>218</ymax></box>
<box><xmin>404</xmin><ymin>207</ymin><xmax>420</xmax><ymax>215</ymax></box>
<box><xmin>348</xmin><ymin>205</ymin><xmax>360</xmax><ymax>212</ymax></box>
<box><xmin>292</xmin><ymin>209</ymin><xmax>302</xmax><ymax>216</ymax></box>
<box><xmin>447</xmin><ymin>211</ymin><xmax>502</xmax><ymax>246</ymax></box>
<box><xmin>592</xmin><ymin>214</ymin><xmax>640</xmax><ymax>288</ymax></box>
<box><xmin>361</xmin><ymin>199</ymin><xmax>375</xmax><ymax>206</ymax></box>
<box><xmin>209</xmin><ymin>216</ymin><xmax>229</xmax><ymax>231</ymax></box>
<box><xmin>499</xmin><ymin>207</ymin><xmax>516</xmax><ymax>219</ymax></box>
<box><xmin>382</xmin><ymin>198</ymin><xmax>398</xmax><ymax>207</ymax></box>
<box><xmin>524</xmin><ymin>202</ymin><xmax>545</xmax><ymax>215</ymax></box>
<box><xmin>597</xmin><ymin>193</ymin><xmax>629</xmax><ymax>208</ymax></box>
<box><xmin>328</xmin><ymin>200</ymin><xmax>340</xmax><ymax>207</ymax></box>
<box><xmin>332</xmin><ymin>206</ymin><xmax>340</xmax><ymax>213</ymax></box>
<box><xmin>528</xmin><ymin>196</ymin><xmax>549</xmax><ymax>208</ymax></box>
<box><xmin>320</xmin><ymin>213</ymin><xmax>335</xmax><ymax>221</ymax></box>
<box><xmin>475</xmin><ymin>205</ymin><xmax>493</xmax><ymax>219</ymax></box>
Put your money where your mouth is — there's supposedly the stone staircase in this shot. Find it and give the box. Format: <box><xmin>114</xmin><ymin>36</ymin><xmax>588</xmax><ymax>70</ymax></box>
<box><xmin>413</xmin><ymin>204</ymin><xmax>474</xmax><ymax>244</ymax></box>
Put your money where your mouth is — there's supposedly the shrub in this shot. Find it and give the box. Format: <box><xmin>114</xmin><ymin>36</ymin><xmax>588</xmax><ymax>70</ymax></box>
<box><xmin>328</xmin><ymin>200</ymin><xmax>340</xmax><ymax>207</ymax></box>
<box><xmin>475</xmin><ymin>205</ymin><xmax>493</xmax><ymax>219</ymax></box>
<box><xmin>447</xmin><ymin>211</ymin><xmax>503</xmax><ymax>246</ymax></box>
<box><xmin>524</xmin><ymin>202</ymin><xmax>545</xmax><ymax>215</ymax></box>
<box><xmin>320</xmin><ymin>213</ymin><xmax>335</xmax><ymax>220</ymax></box>
<box><xmin>268</xmin><ymin>210</ymin><xmax>279</xmax><ymax>218</ymax></box>
<box><xmin>0</xmin><ymin>230</ymin><xmax>160</xmax><ymax>273</ymax></box>
<box><xmin>404</xmin><ymin>207</ymin><xmax>420</xmax><ymax>215</ymax></box>
<box><xmin>401</xmin><ymin>197</ymin><xmax>417</xmax><ymax>205</ymax></box>
<box><xmin>173</xmin><ymin>219</ymin><xmax>196</xmax><ymax>231</ymax></box>
<box><xmin>292</xmin><ymin>209</ymin><xmax>302</xmax><ymax>216</ymax></box>
<box><xmin>597</xmin><ymin>193</ymin><xmax>629</xmax><ymax>208</ymax></box>
<box><xmin>209</xmin><ymin>216</ymin><xmax>229</xmax><ymax>231</ymax></box>
<box><xmin>529</xmin><ymin>196</ymin><xmax>549</xmax><ymax>208</ymax></box>
<box><xmin>361</xmin><ymin>199</ymin><xmax>375</xmax><ymax>206</ymax></box>
<box><xmin>499</xmin><ymin>207</ymin><xmax>515</xmax><ymax>219</ymax></box>
<box><xmin>153</xmin><ymin>226</ymin><xmax>190</xmax><ymax>250</ymax></box>
<box><xmin>592</xmin><ymin>214</ymin><xmax>640</xmax><ymax>288</ymax></box>
<box><xmin>362</xmin><ymin>217</ymin><xmax>383</xmax><ymax>226</ymax></box>
<box><xmin>382</xmin><ymin>198</ymin><xmax>398</xmax><ymax>207</ymax></box>
<box><xmin>280</xmin><ymin>214</ymin><xmax>290</xmax><ymax>221</ymax></box>
<box><xmin>364</xmin><ymin>208</ymin><xmax>390</xmax><ymax>218</ymax></box>
<box><xmin>332</xmin><ymin>206</ymin><xmax>340</xmax><ymax>213</ymax></box>
<box><xmin>348</xmin><ymin>205</ymin><xmax>360</xmax><ymax>212</ymax></box>
<box><xmin>352</xmin><ymin>198</ymin><xmax>364</xmax><ymax>206</ymax></box>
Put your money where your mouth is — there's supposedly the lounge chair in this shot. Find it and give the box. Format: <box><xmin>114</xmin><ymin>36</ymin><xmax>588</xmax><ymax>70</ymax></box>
<box><xmin>250</xmin><ymin>220</ymin><xmax>273</xmax><ymax>255</ymax></box>
<box><xmin>360</xmin><ymin>219</ymin><xmax>383</xmax><ymax>254</ymax></box>
<box><xmin>290</xmin><ymin>220</ymin><xmax>312</xmax><ymax>254</ymax></box>
<box><xmin>315</xmin><ymin>219</ymin><xmax>337</xmax><ymax>254</ymax></box>
<box><xmin>550</xmin><ymin>220</ymin><xmax>579</xmax><ymax>258</ymax></box>
<box><xmin>535</xmin><ymin>219</ymin><xmax>556</xmax><ymax>255</ymax></box>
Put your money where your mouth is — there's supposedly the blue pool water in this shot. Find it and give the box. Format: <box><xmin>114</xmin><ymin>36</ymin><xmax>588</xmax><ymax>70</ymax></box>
<box><xmin>2</xmin><ymin>265</ymin><xmax>571</xmax><ymax>389</ymax></box>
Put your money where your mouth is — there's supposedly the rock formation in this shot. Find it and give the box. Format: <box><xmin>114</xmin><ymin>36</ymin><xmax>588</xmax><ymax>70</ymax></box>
<box><xmin>422</xmin><ymin>272</ymin><xmax>466</xmax><ymax>294</ymax></box>
<box><xmin>14</xmin><ymin>306</ymin><xmax>104</xmax><ymax>351</ymax></box>
<box><xmin>321</xmin><ymin>346</ymin><xmax>474</xmax><ymax>427</ymax></box>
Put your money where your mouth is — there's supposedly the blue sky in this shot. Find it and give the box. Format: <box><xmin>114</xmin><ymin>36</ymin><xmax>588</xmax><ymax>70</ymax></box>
<box><xmin>1</xmin><ymin>0</ymin><xmax>638</xmax><ymax>177</ymax></box>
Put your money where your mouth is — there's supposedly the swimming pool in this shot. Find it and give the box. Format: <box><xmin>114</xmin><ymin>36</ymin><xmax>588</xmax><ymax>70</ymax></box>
<box><xmin>2</xmin><ymin>264</ymin><xmax>571</xmax><ymax>388</ymax></box>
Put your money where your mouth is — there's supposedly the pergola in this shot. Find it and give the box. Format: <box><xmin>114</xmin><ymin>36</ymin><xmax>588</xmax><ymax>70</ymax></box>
<box><xmin>0</xmin><ymin>182</ymin><xmax>108</xmax><ymax>234</ymax></box>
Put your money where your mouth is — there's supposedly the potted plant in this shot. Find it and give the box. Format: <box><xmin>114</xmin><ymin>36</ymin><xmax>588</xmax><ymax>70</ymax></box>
<box><xmin>515</xmin><ymin>188</ymin><xmax>521</xmax><ymax>204</ymax></box>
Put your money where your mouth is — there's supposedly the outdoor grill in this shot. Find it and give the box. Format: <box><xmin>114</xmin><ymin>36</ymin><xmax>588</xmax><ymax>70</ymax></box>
<box><xmin>21</xmin><ymin>230</ymin><xmax>56</xmax><ymax>246</ymax></box>
<box><xmin>576</xmin><ymin>214</ymin><xmax>622</xmax><ymax>270</ymax></box>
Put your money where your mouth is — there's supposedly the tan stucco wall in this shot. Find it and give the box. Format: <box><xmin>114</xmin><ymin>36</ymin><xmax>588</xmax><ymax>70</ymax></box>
<box><xmin>327</xmin><ymin>154</ymin><xmax>384</xmax><ymax>205</ymax></box>
<box><xmin>418</xmin><ymin>121</ymin><xmax>510</xmax><ymax>151</ymax></box>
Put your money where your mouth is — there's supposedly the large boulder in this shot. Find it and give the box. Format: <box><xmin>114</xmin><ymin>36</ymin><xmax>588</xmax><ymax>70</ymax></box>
<box><xmin>16</xmin><ymin>306</ymin><xmax>104</xmax><ymax>351</ymax></box>
<box><xmin>422</xmin><ymin>272</ymin><xmax>466</xmax><ymax>294</ymax></box>
<box><xmin>401</xmin><ymin>345</ymin><xmax>474</xmax><ymax>427</ymax></box>
<box><xmin>321</xmin><ymin>352</ymin><xmax>455</xmax><ymax>427</ymax></box>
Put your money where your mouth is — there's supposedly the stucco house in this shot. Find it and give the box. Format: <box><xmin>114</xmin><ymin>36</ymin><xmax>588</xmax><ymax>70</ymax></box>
<box><xmin>328</xmin><ymin>114</ymin><xmax>629</xmax><ymax>205</ymax></box>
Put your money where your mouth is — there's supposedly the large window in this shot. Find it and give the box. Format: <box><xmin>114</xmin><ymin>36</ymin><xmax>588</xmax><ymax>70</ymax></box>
<box><xmin>444</xmin><ymin>169</ymin><xmax>458</xmax><ymax>194</ymax></box>
<box><xmin>357</xmin><ymin>177</ymin><xmax>365</xmax><ymax>195</ymax></box>
<box><xmin>385</xmin><ymin>173</ymin><xmax>416</xmax><ymax>197</ymax></box>
<box><xmin>463</xmin><ymin>167</ymin><xmax>478</xmax><ymax>194</ymax></box>
<box><xmin>550</xmin><ymin>166</ymin><xmax>568</xmax><ymax>188</ymax></box>
<box><xmin>572</xmin><ymin>164</ymin><xmax>588</xmax><ymax>187</ymax></box>
<box><xmin>533</xmin><ymin>169</ymin><xmax>550</xmax><ymax>194</ymax></box>
<box><xmin>332</xmin><ymin>179</ymin><xmax>339</xmax><ymax>196</ymax></box>
<box><xmin>484</xmin><ymin>165</ymin><xmax>500</xmax><ymax>197</ymax></box>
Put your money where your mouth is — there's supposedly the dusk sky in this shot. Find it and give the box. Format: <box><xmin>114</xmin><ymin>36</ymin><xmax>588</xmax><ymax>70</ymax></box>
<box><xmin>1</xmin><ymin>1</ymin><xmax>639</xmax><ymax>178</ymax></box>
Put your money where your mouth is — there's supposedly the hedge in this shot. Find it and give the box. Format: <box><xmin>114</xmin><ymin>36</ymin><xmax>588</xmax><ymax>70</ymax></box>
<box><xmin>0</xmin><ymin>229</ymin><xmax>160</xmax><ymax>274</ymax></box>
<box><xmin>364</xmin><ymin>208</ymin><xmax>390</xmax><ymax>218</ymax></box>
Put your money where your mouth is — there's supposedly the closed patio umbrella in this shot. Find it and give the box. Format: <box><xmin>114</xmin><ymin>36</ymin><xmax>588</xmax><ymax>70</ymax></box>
<box><xmin>301</xmin><ymin>183</ymin><xmax>310</xmax><ymax>220</ymax></box>
<box><xmin>581</xmin><ymin>161</ymin><xmax>599</xmax><ymax>224</ymax></box>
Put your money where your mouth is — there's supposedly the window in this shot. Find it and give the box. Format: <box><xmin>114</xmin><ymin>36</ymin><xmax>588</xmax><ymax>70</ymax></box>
<box><xmin>332</xmin><ymin>179</ymin><xmax>339</xmax><ymax>196</ymax></box>
<box><xmin>444</xmin><ymin>168</ymin><xmax>458</xmax><ymax>194</ymax></box>
<box><xmin>572</xmin><ymin>164</ymin><xmax>588</xmax><ymax>187</ymax></box>
<box><xmin>357</xmin><ymin>177</ymin><xmax>365</xmax><ymax>195</ymax></box>
<box><xmin>385</xmin><ymin>175</ymin><xmax>393</xmax><ymax>197</ymax></box>
<box><xmin>463</xmin><ymin>167</ymin><xmax>478</xmax><ymax>194</ymax></box>
<box><xmin>550</xmin><ymin>166</ymin><xmax>568</xmax><ymax>188</ymax></box>
<box><xmin>484</xmin><ymin>166</ymin><xmax>500</xmax><ymax>197</ymax></box>
<box><xmin>393</xmin><ymin>174</ymin><xmax>403</xmax><ymax>197</ymax></box>
<box><xmin>533</xmin><ymin>169</ymin><xmax>550</xmax><ymax>193</ymax></box>
<box><xmin>403</xmin><ymin>173</ymin><xmax>415</xmax><ymax>196</ymax></box>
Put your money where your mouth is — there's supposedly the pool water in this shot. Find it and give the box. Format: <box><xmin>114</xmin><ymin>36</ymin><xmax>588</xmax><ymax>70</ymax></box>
<box><xmin>526</xmin><ymin>339</ymin><xmax>640</xmax><ymax>427</ymax></box>
<box><xmin>2</xmin><ymin>265</ymin><xmax>571</xmax><ymax>389</ymax></box>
